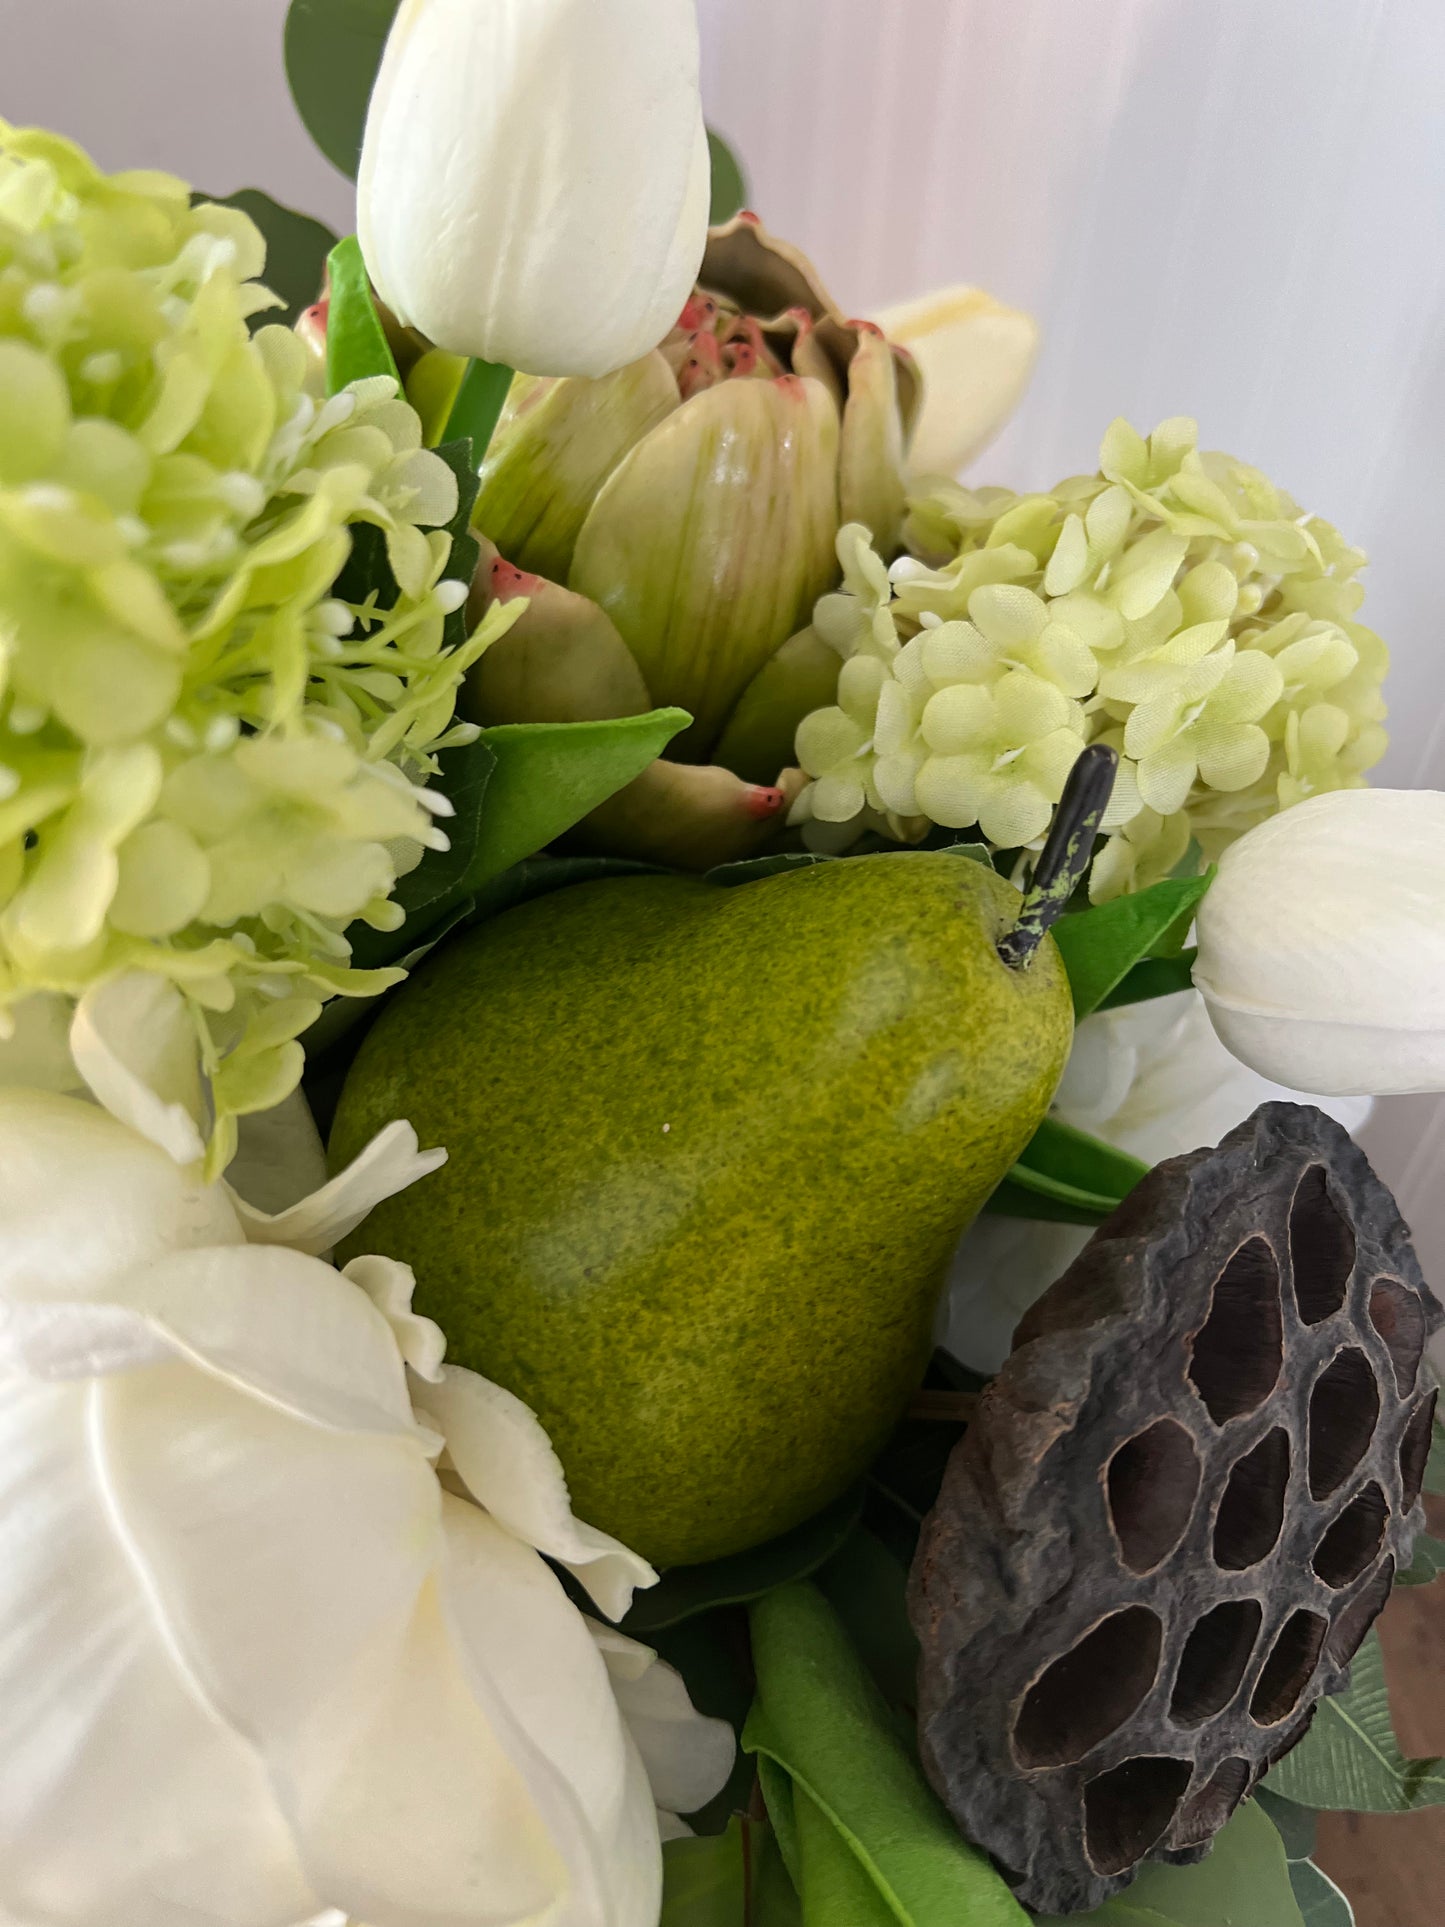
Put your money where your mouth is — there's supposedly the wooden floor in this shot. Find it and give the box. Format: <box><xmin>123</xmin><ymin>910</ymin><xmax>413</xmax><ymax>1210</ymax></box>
<box><xmin>1315</xmin><ymin>1497</ymin><xmax>1445</xmax><ymax>1926</ymax></box>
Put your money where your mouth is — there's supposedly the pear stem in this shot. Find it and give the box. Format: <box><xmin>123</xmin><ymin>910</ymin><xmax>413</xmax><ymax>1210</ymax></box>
<box><xmin>997</xmin><ymin>744</ymin><xmax>1120</xmax><ymax>971</ymax></box>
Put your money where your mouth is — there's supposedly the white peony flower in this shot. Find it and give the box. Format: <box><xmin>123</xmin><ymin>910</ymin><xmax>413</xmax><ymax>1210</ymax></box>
<box><xmin>944</xmin><ymin>989</ymin><xmax>1375</xmax><ymax>1373</ymax></box>
<box><xmin>0</xmin><ymin>1086</ymin><xmax>733</xmax><ymax>1927</ymax></box>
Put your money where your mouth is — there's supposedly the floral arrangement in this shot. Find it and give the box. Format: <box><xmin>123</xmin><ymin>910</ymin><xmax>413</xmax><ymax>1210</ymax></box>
<box><xmin>1</xmin><ymin>4</ymin><xmax>1442</xmax><ymax>1927</ymax></box>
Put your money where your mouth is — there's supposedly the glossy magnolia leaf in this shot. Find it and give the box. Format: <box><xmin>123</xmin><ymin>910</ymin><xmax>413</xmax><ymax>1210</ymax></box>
<box><xmin>326</xmin><ymin>234</ymin><xmax>399</xmax><ymax>391</ymax></box>
<box><xmin>620</xmin><ymin>1485</ymin><xmax>864</xmax><ymax>1634</ymax></box>
<box><xmin>1395</xmin><ymin>1532</ymin><xmax>1445</xmax><ymax>1585</ymax></box>
<box><xmin>443</xmin><ymin>356</ymin><xmax>515</xmax><ymax>465</ymax></box>
<box><xmin>986</xmin><ymin>1115</ymin><xmax>1150</xmax><ymax>1226</ymax></box>
<box><xmin>1052</xmin><ymin>871</ymin><xmax>1214</xmax><ymax>1019</ymax></box>
<box><xmin>1033</xmin><ymin>1800</ymin><xmax>1304</xmax><ymax>1927</ymax></box>
<box><xmin>1265</xmin><ymin>1631</ymin><xmax>1445</xmax><ymax>1812</ymax></box>
<box><xmin>709</xmin><ymin>130</ymin><xmax>749</xmax><ymax>224</ymax></box>
<box><xmin>745</xmin><ymin>1583</ymin><xmax>1030</xmax><ymax>1927</ymax></box>
<box><xmin>285</xmin><ymin>0</ymin><xmax>399</xmax><ymax>178</ymax></box>
<box><xmin>1097</xmin><ymin>949</ymin><xmax>1198</xmax><ymax>1012</ymax></box>
<box><xmin>661</xmin><ymin>1821</ymin><xmax>747</xmax><ymax>1926</ymax></box>
<box><xmin>201</xmin><ymin>188</ymin><xmax>335</xmax><ymax>327</ymax></box>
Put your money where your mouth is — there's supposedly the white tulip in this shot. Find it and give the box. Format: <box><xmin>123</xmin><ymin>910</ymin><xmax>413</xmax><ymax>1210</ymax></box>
<box><xmin>873</xmin><ymin>286</ymin><xmax>1039</xmax><ymax>478</ymax></box>
<box><xmin>358</xmin><ymin>0</ymin><xmax>711</xmax><ymax>379</ymax></box>
<box><xmin>944</xmin><ymin>989</ymin><xmax>1374</xmax><ymax>1371</ymax></box>
<box><xmin>0</xmin><ymin>1087</ymin><xmax>732</xmax><ymax>1927</ymax></box>
<box><xmin>1194</xmin><ymin>788</ymin><xmax>1445</xmax><ymax>1096</ymax></box>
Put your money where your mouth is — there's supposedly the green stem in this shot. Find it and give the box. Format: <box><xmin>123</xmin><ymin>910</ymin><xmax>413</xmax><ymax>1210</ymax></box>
<box><xmin>442</xmin><ymin>356</ymin><xmax>514</xmax><ymax>464</ymax></box>
<box><xmin>997</xmin><ymin>743</ymin><xmax>1119</xmax><ymax>971</ymax></box>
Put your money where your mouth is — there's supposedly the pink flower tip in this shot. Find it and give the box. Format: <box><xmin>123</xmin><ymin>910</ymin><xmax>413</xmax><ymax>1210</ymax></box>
<box><xmin>489</xmin><ymin>556</ymin><xmax>542</xmax><ymax>603</ymax></box>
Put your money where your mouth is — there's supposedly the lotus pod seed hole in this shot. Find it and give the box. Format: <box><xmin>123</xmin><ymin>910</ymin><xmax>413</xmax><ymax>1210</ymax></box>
<box><xmin>1398</xmin><ymin>1390</ymin><xmax>1436</xmax><ymax>1512</ymax></box>
<box><xmin>1368</xmin><ymin>1277</ymin><xmax>1426</xmax><ymax>1395</ymax></box>
<box><xmin>1106</xmin><ymin>1419</ymin><xmax>1202</xmax><ymax>1573</ymax></box>
<box><xmin>1012</xmin><ymin>1607</ymin><xmax>1164</xmax><ymax>1771</ymax></box>
<box><xmin>1083</xmin><ymin>1757</ymin><xmax>1194</xmax><ymax>1877</ymax></box>
<box><xmin>1250</xmin><ymin>1610</ymin><xmax>1329</xmax><ymax>1726</ymax></box>
<box><xmin>1326</xmin><ymin>1557</ymin><xmax>1396</xmax><ymax>1666</ymax></box>
<box><xmin>1213</xmin><ymin>1427</ymin><xmax>1291</xmax><ymax>1570</ymax></box>
<box><xmin>1169</xmin><ymin>1600</ymin><xmax>1264</xmax><ymax>1725</ymax></box>
<box><xmin>1187</xmin><ymin>1238</ymin><xmax>1283</xmax><ymax>1425</ymax></box>
<box><xmin>1307</xmin><ymin>1348</ymin><xmax>1381</xmax><ymax>1499</ymax></box>
<box><xmin>1170</xmin><ymin>1756</ymin><xmax>1252</xmax><ymax>1849</ymax></box>
<box><xmin>1312</xmin><ymin>1481</ymin><xmax>1389</xmax><ymax>1589</ymax></box>
<box><xmin>1289</xmin><ymin>1164</ymin><xmax>1356</xmax><ymax>1324</ymax></box>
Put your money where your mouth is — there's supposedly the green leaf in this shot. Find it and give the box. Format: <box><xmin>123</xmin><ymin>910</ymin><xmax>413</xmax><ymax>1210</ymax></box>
<box><xmin>755</xmin><ymin>1822</ymin><xmax>806</xmax><ymax>1927</ymax></box>
<box><xmin>1097</xmin><ymin>951</ymin><xmax>1199</xmax><ymax>1013</ymax></box>
<box><xmin>471</xmin><ymin>709</ymin><xmax>690</xmax><ymax>885</ymax></box>
<box><xmin>1265</xmin><ymin>1631</ymin><xmax>1445</xmax><ymax>1811</ymax></box>
<box><xmin>1034</xmin><ymin>1801</ymin><xmax>1304</xmax><ymax>1927</ymax></box>
<box><xmin>444</xmin><ymin>358</ymin><xmax>515</xmax><ymax>465</ymax></box>
<box><xmin>1052</xmin><ymin>872</ymin><xmax>1214</xmax><ymax>1019</ymax></box>
<box><xmin>706</xmin><ymin>852</ymin><xmax>836</xmax><ymax>888</ymax></box>
<box><xmin>620</xmin><ymin>1485</ymin><xmax>864</xmax><ymax>1635</ymax></box>
<box><xmin>794</xmin><ymin>1781</ymin><xmax>899</xmax><ymax>1924</ymax></box>
<box><xmin>987</xmin><ymin>1116</ymin><xmax>1150</xmax><ymax>1226</ymax></box>
<box><xmin>815</xmin><ymin>1528</ymin><xmax>919</xmax><ymax>1723</ymax></box>
<box><xmin>1395</xmin><ymin>1532</ymin><xmax>1445</xmax><ymax>1585</ymax></box>
<box><xmin>708</xmin><ymin>129</ymin><xmax>749</xmax><ymax>224</ymax></box>
<box><xmin>661</xmin><ymin>1820</ymin><xmax>747</xmax><ymax>1926</ymax></box>
<box><xmin>1254</xmin><ymin>1788</ymin><xmax>1318</xmax><ymax>1862</ymax></box>
<box><xmin>285</xmin><ymin>0</ymin><xmax>400</xmax><ymax>179</ymax></box>
<box><xmin>1287</xmin><ymin>1860</ymin><xmax>1355</xmax><ymax>1927</ymax></box>
<box><xmin>200</xmin><ymin>188</ymin><xmax>336</xmax><ymax>328</ymax></box>
<box><xmin>325</xmin><ymin>234</ymin><xmax>399</xmax><ymax>392</ymax></box>
<box><xmin>745</xmin><ymin>1583</ymin><xmax>1030</xmax><ymax>1927</ymax></box>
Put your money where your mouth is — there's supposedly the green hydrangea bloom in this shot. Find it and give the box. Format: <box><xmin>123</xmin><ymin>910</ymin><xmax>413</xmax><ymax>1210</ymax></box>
<box><xmin>791</xmin><ymin>417</ymin><xmax>1387</xmax><ymax>895</ymax></box>
<box><xmin>0</xmin><ymin>124</ymin><xmax>513</xmax><ymax>1169</ymax></box>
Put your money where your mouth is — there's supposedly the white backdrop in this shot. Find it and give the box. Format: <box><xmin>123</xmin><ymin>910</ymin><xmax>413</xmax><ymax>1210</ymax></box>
<box><xmin>4</xmin><ymin>0</ymin><xmax>1444</xmax><ymax>1268</ymax></box>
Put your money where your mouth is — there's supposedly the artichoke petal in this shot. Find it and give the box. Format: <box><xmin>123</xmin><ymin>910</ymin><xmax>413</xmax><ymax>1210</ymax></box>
<box><xmin>570</xmin><ymin>760</ymin><xmax>805</xmax><ymax>870</ymax></box>
<box><xmin>839</xmin><ymin>322</ymin><xmax>907</xmax><ymax>556</ymax></box>
<box><xmin>712</xmin><ymin>625</ymin><xmax>844</xmax><ymax>785</ymax></box>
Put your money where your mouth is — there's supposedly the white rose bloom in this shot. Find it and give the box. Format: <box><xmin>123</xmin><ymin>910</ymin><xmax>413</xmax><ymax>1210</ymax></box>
<box><xmin>944</xmin><ymin>990</ymin><xmax>1375</xmax><ymax>1373</ymax></box>
<box><xmin>0</xmin><ymin>1084</ymin><xmax>733</xmax><ymax>1927</ymax></box>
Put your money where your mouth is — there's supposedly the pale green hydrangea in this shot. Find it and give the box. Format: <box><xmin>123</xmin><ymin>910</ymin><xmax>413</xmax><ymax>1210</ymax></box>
<box><xmin>791</xmin><ymin>417</ymin><xmax>1388</xmax><ymax>895</ymax></box>
<box><xmin>0</xmin><ymin>124</ymin><xmax>516</xmax><ymax>1168</ymax></box>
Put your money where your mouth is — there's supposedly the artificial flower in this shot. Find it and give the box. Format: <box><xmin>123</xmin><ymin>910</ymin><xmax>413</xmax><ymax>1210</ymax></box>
<box><xmin>0</xmin><ymin>123</ymin><xmax>514</xmax><ymax>1172</ymax></box>
<box><xmin>358</xmin><ymin>0</ymin><xmax>710</xmax><ymax>379</ymax></box>
<box><xmin>1193</xmin><ymin>787</ymin><xmax>1445</xmax><ymax>1095</ymax></box>
<box><xmin>943</xmin><ymin>989</ymin><xmax>1376</xmax><ymax>1372</ymax></box>
<box><xmin>790</xmin><ymin>419</ymin><xmax>1388</xmax><ymax>881</ymax></box>
<box><xmin>873</xmin><ymin>285</ymin><xmax>1040</xmax><ymax>478</ymax></box>
<box><xmin>0</xmin><ymin>1085</ymin><xmax>733</xmax><ymax>1927</ymax></box>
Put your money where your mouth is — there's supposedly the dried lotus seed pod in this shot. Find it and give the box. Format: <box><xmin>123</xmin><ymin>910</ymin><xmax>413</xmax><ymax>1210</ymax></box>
<box><xmin>910</xmin><ymin>1102</ymin><xmax>1441</xmax><ymax>1916</ymax></box>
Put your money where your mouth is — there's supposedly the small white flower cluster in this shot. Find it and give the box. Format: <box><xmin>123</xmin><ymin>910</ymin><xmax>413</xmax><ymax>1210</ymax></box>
<box><xmin>790</xmin><ymin>417</ymin><xmax>1387</xmax><ymax>895</ymax></box>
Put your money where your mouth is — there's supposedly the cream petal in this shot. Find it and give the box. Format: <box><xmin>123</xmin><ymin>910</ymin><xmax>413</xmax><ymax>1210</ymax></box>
<box><xmin>589</xmin><ymin>1622</ymin><xmax>736</xmax><ymax>1820</ymax></box>
<box><xmin>875</xmin><ymin>286</ymin><xmax>1039</xmax><ymax>478</ymax></box>
<box><xmin>0</xmin><ymin>1376</ymin><xmax>318</xmax><ymax>1927</ymax></box>
<box><xmin>344</xmin><ymin>1253</ymin><xmax>448</xmax><ymax>1384</ymax></box>
<box><xmin>415</xmin><ymin>1365</ymin><xmax>655</xmax><ymax>1622</ymax></box>
<box><xmin>231</xmin><ymin>1119</ymin><xmax>446</xmax><ymax>1256</ymax></box>
<box><xmin>0</xmin><ymin>1089</ymin><xmax>242</xmax><ymax>1303</ymax></box>
<box><xmin>67</xmin><ymin>972</ymin><xmax>207</xmax><ymax>1166</ymax></box>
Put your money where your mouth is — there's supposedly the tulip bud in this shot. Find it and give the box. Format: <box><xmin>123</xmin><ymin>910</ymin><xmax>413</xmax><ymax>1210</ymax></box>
<box><xmin>357</xmin><ymin>0</ymin><xmax>711</xmax><ymax>379</ymax></box>
<box><xmin>873</xmin><ymin>286</ymin><xmax>1040</xmax><ymax>478</ymax></box>
<box><xmin>1193</xmin><ymin>789</ymin><xmax>1445</xmax><ymax>1096</ymax></box>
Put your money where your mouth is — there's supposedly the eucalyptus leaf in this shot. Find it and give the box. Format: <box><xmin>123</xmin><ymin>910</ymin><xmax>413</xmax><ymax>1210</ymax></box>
<box><xmin>1395</xmin><ymin>1532</ymin><xmax>1445</xmax><ymax>1585</ymax></box>
<box><xmin>709</xmin><ymin>130</ymin><xmax>749</xmax><ymax>224</ymax></box>
<box><xmin>620</xmin><ymin>1485</ymin><xmax>864</xmax><ymax>1634</ymax></box>
<box><xmin>326</xmin><ymin>233</ymin><xmax>399</xmax><ymax>391</ymax></box>
<box><xmin>1033</xmin><ymin>1800</ymin><xmax>1304</xmax><ymax>1927</ymax></box>
<box><xmin>661</xmin><ymin>1820</ymin><xmax>747</xmax><ymax>1926</ymax></box>
<box><xmin>1265</xmin><ymin>1631</ymin><xmax>1445</xmax><ymax>1811</ymax></box>
<box><xmin>1287</xmin><ymin>1860</ymin><xmax>1355</xmax><ymax>1927</ymax></box>
<box><xmin>285</xmin><ymin>0</ymin><xmax>400</xmax><ymax>179</ymax></box>
<box><xmin>1052</xmin><ymin>872</ymin><xmax>1214</xmax><ymax>1020</ymax></box>
<box><xmin>745</xmin><ymin>1583</ymin><xmax>1030</xmax><ymax>1927</ymax></box>
<box><xmin>986</xmin><ymin>1116</ymin><xmax>1149</xmax><ymax>1226</ymax></box>
<box><xmin>201</xmin><ymin>188</ymin><xmax>335</xmax><ymax>327</ymax></box>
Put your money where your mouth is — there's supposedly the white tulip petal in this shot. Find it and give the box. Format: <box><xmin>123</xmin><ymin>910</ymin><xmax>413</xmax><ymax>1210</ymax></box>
<box><xmin>0</xmin><ymin>1300</ymin><xmax>173</xmax><ymax>1380</ymax></box>
<box><xmin>227</xmin><ymin>1087</ymin><xmax>330</xmax><ymax>1219</ymax></box>
<box><xmin>344</xmin><ymin>1253</ymin><xmax>448</xmax><ymax>1384</ymax></box>
<box><xmin>590</xmin><ymin>1622</ymin><xmax>737</xmax><ymax>1820</ymax></box>
<box><xmin>359</xmin><ymin>0</ymin><xmax>709</xmax><ymax>378</ymax></box>
<box><xmin>68</xmin><ymin>972</ymin><xmax>207</xmax><ymax>1165</ymax></box>
<box><xmin>231</xmin><ymin>1119</ymin><xmax>446</xmax><ymax>1256</ymax></box>
<box><xmin>0</xmin><ymin>1090</ymin><xmax>241</xmax><ymax>1302</ymax></box>
<box><xmin>0</xmin><ymin>1376</ymin><xmax>318</xmax><ymax>1927</ymax></box>
<box><xmin>875</xmin><ymin>286</ymin><xmax>1040</xmax><ymax>478</ymax></box>
<box><xmin>440</xmin><ymin>1496</ymin><xmax>658</xmax><ymax>1927</ymax></box>
<box><xmin>115</xmin><ymin>1244</ymin><xmax>423</xmax><ymax>1440</ymax></box>
<box><xmin>415</xmin><ymin>1364</ymin><xmax>656</xmax><ymax>1621</ymax></box>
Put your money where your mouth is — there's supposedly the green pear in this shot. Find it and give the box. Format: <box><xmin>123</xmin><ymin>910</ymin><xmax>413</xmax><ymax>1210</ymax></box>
<box><xmin>333</xmin><ymin>850</ymin><xmax>1074</xmax><ymax>1569</ymax></box>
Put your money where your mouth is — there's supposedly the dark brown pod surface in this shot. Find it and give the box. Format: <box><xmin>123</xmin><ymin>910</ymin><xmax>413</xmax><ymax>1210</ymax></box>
<box><xmin>910</xmin><ymin>1103</ymin><xmax>1441</xmax><ymax>1915</ymax></box>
